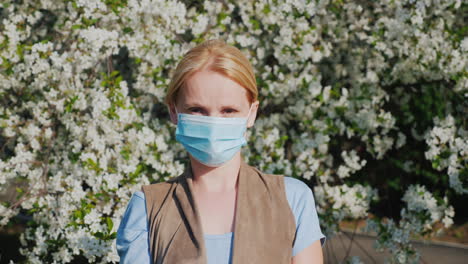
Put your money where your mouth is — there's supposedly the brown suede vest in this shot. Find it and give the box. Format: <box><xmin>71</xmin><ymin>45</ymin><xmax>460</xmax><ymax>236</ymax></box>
<box><xmin>141</xmin><ymin>157</ymin><xmax>296</xmax><ymax>264</ymax></box>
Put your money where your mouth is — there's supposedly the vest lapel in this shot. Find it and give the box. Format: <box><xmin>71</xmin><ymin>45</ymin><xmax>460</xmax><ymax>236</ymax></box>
<box><xmin>231</xmin><ymin>157</ymin><xmax>282</xmax><ymax>264</ymax></box>
<box><xmin>172</xmin><ymin>162</ymin><xmax>208</xmax><ymax>263</ymax></box>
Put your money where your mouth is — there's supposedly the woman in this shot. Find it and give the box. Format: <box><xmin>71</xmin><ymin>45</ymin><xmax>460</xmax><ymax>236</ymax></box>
<box><xmin>116</xmin><ymin>39</ymin><xmax>325</xmax><ymax>264</ymax></box>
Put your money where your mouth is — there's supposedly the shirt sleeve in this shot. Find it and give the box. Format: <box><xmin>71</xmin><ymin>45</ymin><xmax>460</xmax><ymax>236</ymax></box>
<box><xmin>116</xmin><ymin>191</ymin><xmax>151</xmax><ymax>264</ymax></box>
<box><xmin>284</xmin><ymin>176</ymin><xmax>326</xmax><ymax>257</ymax></box>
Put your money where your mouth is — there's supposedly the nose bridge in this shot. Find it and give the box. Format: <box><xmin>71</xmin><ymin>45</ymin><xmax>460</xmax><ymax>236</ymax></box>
<box><xmin>195</xmin><ymin>107</ymin><xmax>220</xmax><ymax>117</ymax></box>
<box><xmin>211</xmin><ymin>108</ymin><xmax>223</xmax><ymax>117</ymax></box>
<box><xmin>206</xmin><ymin>106</ymin><xmax>225</xmax><ymax>117</ymax></box>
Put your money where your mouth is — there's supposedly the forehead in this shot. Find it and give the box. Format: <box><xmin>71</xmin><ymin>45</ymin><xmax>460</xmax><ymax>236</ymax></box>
<box><xmin>179</xmin><ymin>70</ymin><xmax>250</xmax><ymax>108</ymax></box>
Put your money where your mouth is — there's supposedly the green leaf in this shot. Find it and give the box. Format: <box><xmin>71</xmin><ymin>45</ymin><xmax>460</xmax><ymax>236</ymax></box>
<box><xmin>106</xmin><ymin>217</ymin><xmax>113</xmax><ymax>232</ymax></box>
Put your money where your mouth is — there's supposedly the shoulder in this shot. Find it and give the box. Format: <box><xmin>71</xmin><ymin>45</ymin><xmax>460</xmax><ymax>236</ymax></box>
<box><xmin>251</xmin><ymin>166</ymin><xmax>287</xmax><ymax>187</ymax></box>
<box><xmin>126</xmin><ymin>191</ymin><xmax>145</xmax><ymax>208</ymax></box>
<box><xmin>282</xmin><ymin>177</ymin><xmax>320</xmax><ymax>234</ymax></box>
<box><xmin>283</xmin><ymin>176</ymin><xmax>314</xmax><ymax>208</ymax></box>
<box><xmin>257</xmin><ymin>173</ymin><xmax>314</xmax><ymax>212</ymax></box>
<box><xmin>117</xmin><ymin>191</ymin><xmax>148</xmax><ymax>233</ymax></box>
<box><xmin>134</xmin><ymin>190</ymin><xmax>145</xmax><ymax>200</ymax></box>
<box><xmin>142</xmin><ymin>180</ymin><xmax>176</xmax><ymax>190</ymax></box>
<box><xmin>140</xmin><ymin>174</ymin><xmax>184</xmax><ymax>191</ymax></box>
<box><xmin>283</xmin><ymin>176</ymin><xmax>310</xmax><ymax>191</ymax></box>
<box><xmin>282</xmin><ymin>177</ymin><xmax>326</xmax><ymax>255</ymax></box>
<box><xmin>253</xmin><ymin>168</ymin><xmax>312</xmax><ymax>202</ymax></box>
<box><xmin>116</xmin><ymin>191</ymin><xmax>151</xmax><ymax>262</ymax></box>
<box><xmin>140</xmin><ymin>180</ymin><xmax>177</xmax><ymax>199</ymax></box>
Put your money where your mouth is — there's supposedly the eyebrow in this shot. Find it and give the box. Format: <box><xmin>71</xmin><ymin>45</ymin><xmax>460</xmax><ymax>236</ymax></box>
<box><xmin>183</xmin><ymin>103</ymin><xmax>240</xmax><ymax>109</ymax></box>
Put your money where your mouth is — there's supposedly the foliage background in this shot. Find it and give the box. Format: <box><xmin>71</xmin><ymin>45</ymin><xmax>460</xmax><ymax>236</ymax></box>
<box><xmin>0</xmin><ymin>0</ymin><xmax>466</xmax><ymax>263</ymax></box>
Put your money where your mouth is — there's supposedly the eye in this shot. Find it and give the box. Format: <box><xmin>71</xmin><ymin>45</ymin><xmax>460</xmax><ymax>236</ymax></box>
<box><xmin>223</xmin><ymin>108</ymin><xmax>237</xmax><ymax>114</ymax></box>
<box><xmin>189</xmin><ymin>107</ymin><xmax>202</xmax><ymax>113</ymax></box>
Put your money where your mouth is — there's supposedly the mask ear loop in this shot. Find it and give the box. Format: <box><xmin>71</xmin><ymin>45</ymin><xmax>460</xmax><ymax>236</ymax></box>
<box><xmin>243</xmin><ymin>103</ymin><xmax>254</xmax><ymax>141</ymax></box>
<box><xmin>245</xmin><ymin>103</ymin><xmax>254</xmax><ymax>125</ymax></box>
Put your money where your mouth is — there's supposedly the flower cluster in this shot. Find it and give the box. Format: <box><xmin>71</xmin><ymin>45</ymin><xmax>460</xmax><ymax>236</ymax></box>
<box><xmin>425</xmin><ymin>115</ymin><xmax>467</xmax><ymax>194</ymax></box>
<box><xmin>314</xmin><ymin>183</ymin><xmax>378</xmax><ymax>234</ymax></box>
<box><xmin>0</xmin><ymin>0</ymin><xmax>465</xmax><ymax>262</ymax></box>
<box><xmin>365</xmin><ymin>184</ymin><xmax>454</xmax><ymax>264</ymax></box>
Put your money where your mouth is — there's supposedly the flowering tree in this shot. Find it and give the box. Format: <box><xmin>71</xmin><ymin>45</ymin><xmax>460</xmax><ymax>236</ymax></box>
<box><xmin>0</xmin><ymin>0</ymin><xmax>466</xmax><ymax>263</ymax></box>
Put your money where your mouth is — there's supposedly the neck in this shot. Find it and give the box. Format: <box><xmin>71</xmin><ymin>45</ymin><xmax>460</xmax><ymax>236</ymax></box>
<box><xmin>189</xmin><ymin>153</ymin><xmax>241</xmax><ymax>193</ymax></box>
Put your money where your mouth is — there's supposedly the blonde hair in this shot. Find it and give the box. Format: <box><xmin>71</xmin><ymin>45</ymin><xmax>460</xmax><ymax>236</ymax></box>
<box><xmin>164</xmin><ymin>39</ymin><xmax>258</xmax><ymax>107</ymax></box>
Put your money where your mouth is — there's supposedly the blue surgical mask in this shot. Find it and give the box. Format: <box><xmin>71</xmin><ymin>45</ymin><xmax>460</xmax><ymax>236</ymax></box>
<box><xmin>174</xmin><ymin>104</ymin><xmax>253</xmax><ymax>167</ymax></box>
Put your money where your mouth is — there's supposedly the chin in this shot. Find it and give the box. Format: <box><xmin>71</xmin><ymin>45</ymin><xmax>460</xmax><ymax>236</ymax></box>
<box><xmin>188</xmin><ymin>153</ymin><xmax>239</xmax><ymax>168</ymax></box>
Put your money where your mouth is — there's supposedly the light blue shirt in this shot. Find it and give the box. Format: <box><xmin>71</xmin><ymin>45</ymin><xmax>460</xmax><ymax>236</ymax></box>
<box><xmin>116</xmin><ymin>176</ymin><xmax>326</xmax><ymax>263</ymax></box>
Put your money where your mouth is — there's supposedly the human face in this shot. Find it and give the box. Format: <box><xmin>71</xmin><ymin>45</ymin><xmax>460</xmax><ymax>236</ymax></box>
<box><xmin>169</xmin><ymin>69</ymin><xmax>259</xmax><ymax>128</ymax></box>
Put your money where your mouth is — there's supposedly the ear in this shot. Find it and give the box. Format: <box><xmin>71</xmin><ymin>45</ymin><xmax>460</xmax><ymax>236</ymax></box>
<box><xmin>247</xmin><ymin>100</ymin><xmax>259</xmax><ymax>128</ymax></box>
<box><xmin>168</xmin><ymin>103</ymin><xmax>178</xmax><ymax>125</ymax></box>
